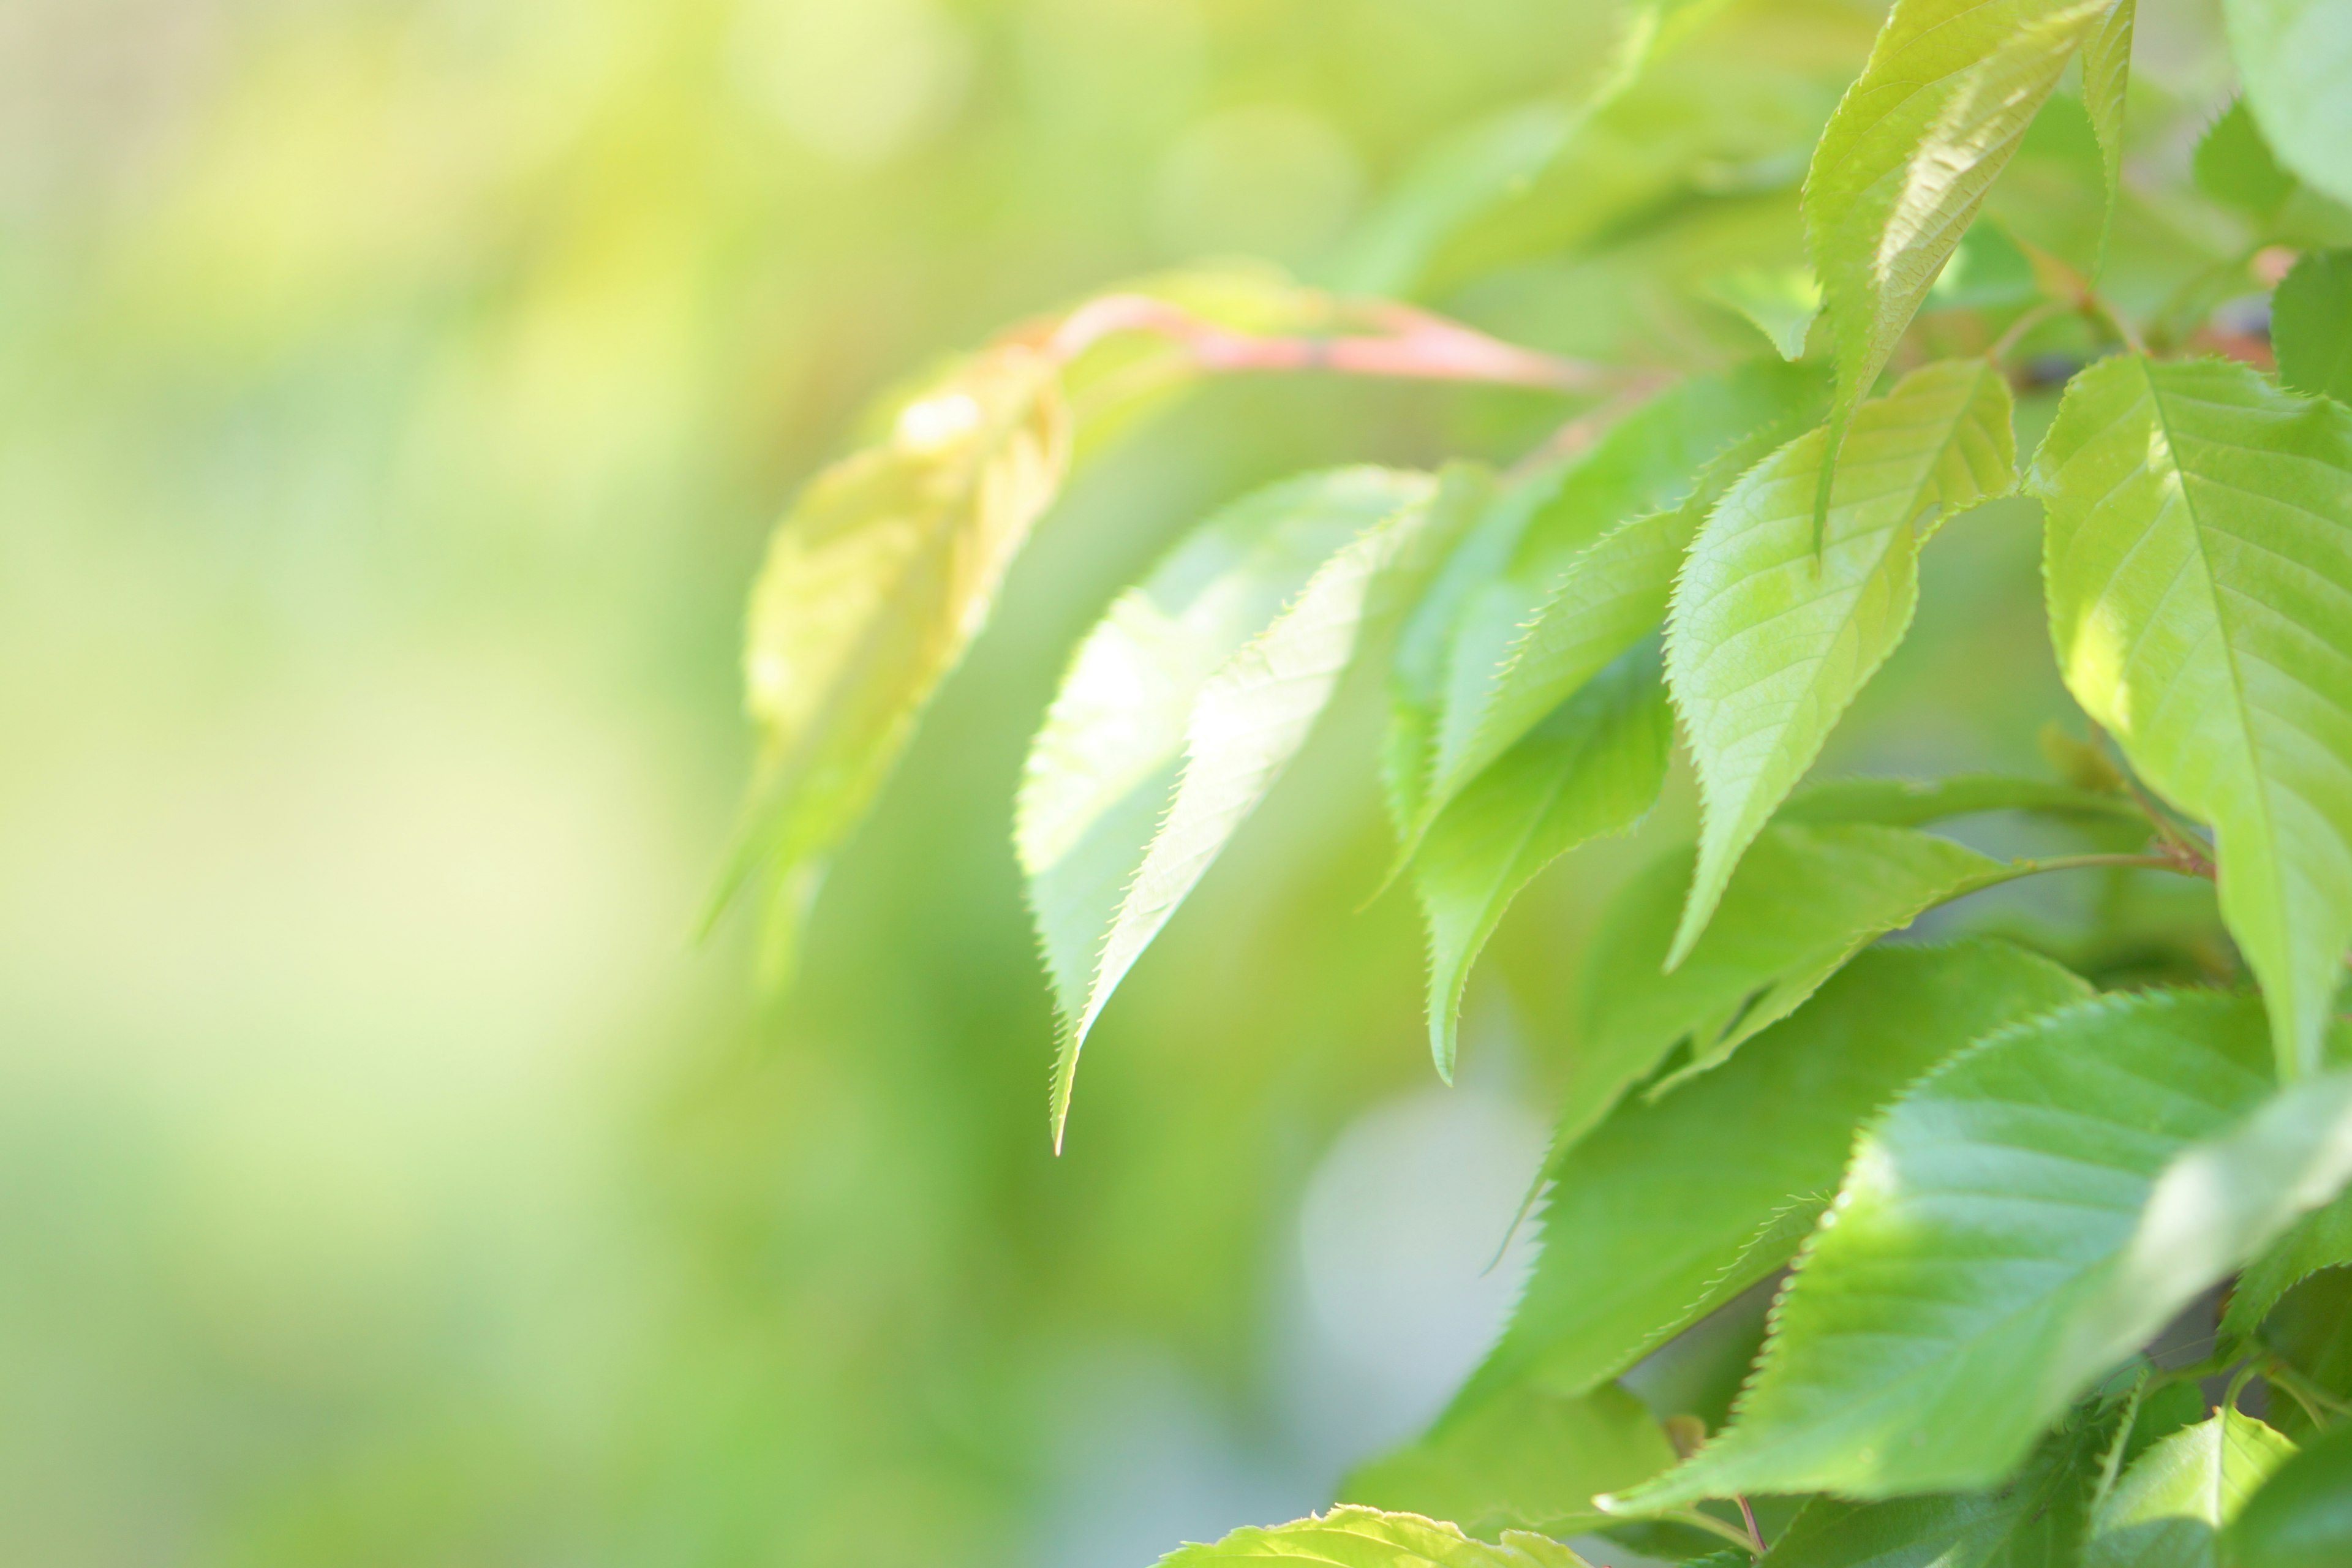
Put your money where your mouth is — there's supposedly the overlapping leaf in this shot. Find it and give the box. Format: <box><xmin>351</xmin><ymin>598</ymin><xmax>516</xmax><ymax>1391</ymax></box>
<box><xmin>1020</xmin><ymin>469</ymin><xmax>1447</xmax><ymax>1148</ymax></box>
<box><xmin>2034</xmin><ymin>354</ymin><xmax>2352</xmax><ymax>1079</ymax></box>
<box><xmin>1156</xmin><ymin>1507</ymin><xmax>1591</xmax><ymax>1568</ymax></box>
<box><xmin>1614</xmin><ymin>992</ymin><xmax>2352</xmax><ymax>1507</ymax></box>
<box><xmin>2223</xmin><ymin>0</ymin><xmax>2352</xmax><ymax>209</ymax></box>
<box><xmin>2223</xmin><ymin>1187</ymin><xmax>2352</xmax><ymax>1341</ymax></box>
<box><xmin>2274</xmin><ymin>251</ymin><xmax>2352</xmax><ymax>405</ymax></box>
<box><xmin>1666</xmin><ymin>358</ymin><xmax>2018</xmax><ymax>965</ymax></box>
<box><xmin>1803</xmin><ymin>0</ymin><xmax>2114</xmax><ymax>513</ymax></box>
<box><xmin>1459</xmin><ymin>943</ymin><xmax>2087</xmax><ymax>1417</ymax></box>
<box><xmin>2086</xmin><ymin>1409</ymin><xmax>2296</xmax><ymax>1568</ymax></box>
<box><xmin>2227</xmin><ymin>1424</ymin><xmax>2352</xmax><ymax>1568</ymax></box>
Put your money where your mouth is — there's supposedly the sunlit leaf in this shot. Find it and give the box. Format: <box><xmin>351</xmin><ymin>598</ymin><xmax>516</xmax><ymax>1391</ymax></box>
<box><xmin>1612</xmin><ymin>992</ymin><xmax>2352</xmax><ymax>1506</ymax></box>
<box><xmin>2080</xmin><ymin>0</ymin><xmax>2136</xmax><ymax>265</ymax></box>
<box><xmin>1459</xmin><ymin>943</ymin><xmax>2086</xmax><ymax>1415</ymax></box>
<box><xmin>1156</xmin><ymin>1506</ymin><xmax>1593</xmax><ymax>1568</ymax></box>
<box><xmin>2226</xmin><ymin>1423</ymin><xmax>2352</xmax><ymax>1568</ymax></box>
<box><xmin>1412</xmin><ymin>643</ymin><xmax>1671</xmax><ymax>1080</ymax></box>
<box><xmin>2273</xmin><ymin>251</ymin><xmax>2352</xmax><ymax>405</ymax></box>
<box><xmin>1020</xmin><ymin>468</ymin><xmax>1447</xmax><ymax>1148</ymax></box>
<box><xmin>2034</xmin><ymin>353</ymin><xmax>2352</xmax><ymax>1080</ymax></box>
<box><xmin>1666</xmin><ymin>358</ymin><xmax>2016</xmax><ymax>966</ymax></box>
<box><xmin>2086</xmin><ymin>1409</ymin><xmax>2296</xmax><ymax>1568</ymax></box>
<box><xmin>1341</xmin><ymin>1382</ymin><xmax>1676</xmax><ymax>1540</ymax></box>
<box><xmin>1803</xmin><ymin>0</ymin><xmax>2108</xmax><ymax>512</ymax></box>
<box><xmin>2223</xmin><ymin>0</ymin><xmax>2352</xmax><ymax>209</ymax></box>
<box><xmin>721</xmin><ymin>345</ymin><xmax>1069</xmax><ymax>976</ymax></box>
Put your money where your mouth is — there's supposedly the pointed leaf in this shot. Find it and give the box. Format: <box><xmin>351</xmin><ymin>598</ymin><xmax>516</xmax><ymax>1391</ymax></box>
<box><xmin>1414</xmin><ymin>643</ymin><xmax>1672</xmax><ymax>1080</ymax></box>
<box><xmin>2034</xmin><ymin>353</ymin><xmax>2352</xmax><ymax>1080</ymax></box>
<box><xmin>2086</xmin><ymin>1410</ymin><xmax>2297</xmax><ymax>1568</ymax></box>
<box><xmin>722</xmin><ymin>347</ymin><xmax>1069</xmax><ymax>971</ymax></box>
<box><xmin>2223</xmin><ymin>0</ymin><xmax>2352</xmax><ymax>209</ymax></box>
<box><xmin>1559</xmin><ymin>823</ymin><xmax>2018</xmax><ymax>1160</ymax></box>
<box><xmin>2273</xmin><ymin>251</ymin><xmax>2352</xmax><ymax>405</ymax></box>
<box><xmin>1705</xmin><ymin>266</ymin><xmax>1823</xmax><ymax>360</ymax></box>
<box><xmin>1341</xmin><ymin>1383</ymin><xmax>1677</xmax><ymax>1540</ymax></box>
<box><xmin>2081</xmin><ymin>1</ymin><xmax>2137</xmax><ymax>267</ymax></box>
<box><xmin>1156</xmin><ymin>1507</ymin><xmax>1593</xmax><ymax>1568</ymax></box>
<box><xmin>1615</xmin><ymin>993</ymin><xmax>2352</xmax><ymax>1507</ymax></box>
<box><xmin>2226</xmin><ymin>1422</ymin><xmax>2352</xmax><ymax>1568</ymax></box>
<box><xmin>1461</xmin><ymin>943</ymin><xmax>2087</xmax><ymax>1416</ymax></box>
<box><xmin>1667</xmin><ymin>359</ymin><xmax>2018</xmax><ymax>966</ymax></box>
<box><xmin>1804</xmin><ymin>0</ymin><xmax>2108</xmax><ymax>510</ymax></box>
<box><xmin>1386</xmin><ymin>465</ymin><xmax>1515</xmax><ymax>839</ymax></box>
<box><xmin>1020</xmin><ymin>469</ymin><xmax>1448</xmax><ymax>1148</ymax></box>
<box><xmin>2223</xmin><ymin>1186</ymin><xmax>2352</xmax><ymax>1340</ymax></box>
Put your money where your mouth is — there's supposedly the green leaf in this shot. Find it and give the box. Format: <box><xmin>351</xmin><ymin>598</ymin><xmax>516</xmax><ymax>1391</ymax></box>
<box><xmin>2222</xmin><ymin>1187</ymin><xmax>2352</xmax><ymax>1341</ymax></box>
<box><xmin>1612</xmin><ymin>992</ymin><xmax>2352</xmax><ymax>1507</ymax></box>
<box><xmin>2195</xmin><ymin>100</ymin><xmax>2302</xmax><ymax>221</ymax></box>
<box><xmin>1155</xmin><ymin>1507</ymin><xmax>1593</xmax><ymax>1568</ymax></box>
<box><xmin>2261</xmin><ymin>1270</ymin><xmax>2352</xmax><ymax>1440</ymax></box>
<box><xmin>2080</xmin><ymin>1</ymin><xmax>2137</xmax><ymax>267</ymax></box>
<box><xmin>1803</xmin><ymin>0</ymin><xmax>2108</xmax><ymax>518</ymax></box>
<box><xmin>1774</xmin><ymin>772</ymin><xmax>2142</xmax><ymax>828</ymax></box>
<box><xmin>1422</xmin><ymin>377</ymin><xmax>1830</xmax><ymax>842</ymax></box>
<box><xmin>2273</xmin><ymin>251</ymin><xmax>2352</xmax><ymax>405</ymax></box>
<box><xmin>1666</xmin><ymin>358</ymin><xmax>2018</xmax><ymax>967</ymax></box>
<box><xmin>2033</xmin><ymin>353</ymin><xmax>2352</xmax><ymax>1081</ymax></box>
<box><xmin>1341</xmin><ymin>1382</ymin><xmax>1677</xmax><ymax>1540</ymax></box>
<box><xmin>2223</xmin><ymin>0</ymin><xmax>2352</xmax><ymax>209</ymax></box>
<box><xmin>2086</xmin><ymin>1409</ymin><xmax>2297</xmax><ymax>1568</ymax></box>
<box><xmin>2225</xmin><ymin>1422</ymin><xmax>2352</xmax><ymax>1568</ymax></box>
<box><xmin>1703</xmin><ymin>266</ymin><xmax>1822</xmax><ymax>360</ymax></box>
<box><xmin>1461</xmin><ymin>942</ymin><xmax>2089</xmax><ymax>1416</ymax></box>
<box><xmin>1557</xmin><ymin>823</ymin><xmax>2018</xmax><ymax>1160</ymax></box>
<box><xmin>720</xmin><ymin>344</ymin><xmax>1070</xmax><ymax>978</ymax></box>
<box><xmin>1386</xmin><ymin>466</ymin><xmax>1506</xmax><ymax>839</ymax></box>
<box><xmin>1329</xmin><ymin>104</ymin><xmax>1580</xmax><ymax>300</ymax></box>
<box><xmin>1017</xmin><ymin>468</ymin><xmax>1443</xmax><ymax>1149</ymax></box>
<box><xmin>1413</xmin><ymin>643</ymin><xmax>1672</xmax><ymax>1081</ymax></box>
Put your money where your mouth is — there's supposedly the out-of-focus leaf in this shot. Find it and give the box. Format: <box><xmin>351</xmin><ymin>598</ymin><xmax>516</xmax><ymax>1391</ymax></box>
<box><xmin>2272</xmin><ymin>251</ymin><xmax>2352</xmax><ymax>405</ymax></box>
<box><xmin>1386</xmin><ymin>465</ymin><xmax>1515</xmax><ymax>839</ymax></box>
<box><xmin>1666</xmin><ymin>359</ymin><xmax>2016</xmax><ymax>967</ymax></box>
<box><xmin>2034</xmin><ymin>354</ymin><xmax>2352</xmax><ymax>1081</ymax></box>
<box><xmin>1156</xmin><ymin>1507</ymin><xmax>1593</xmax><ymax>1568</ymax></box>
<box><xmin>1420</xmin><ymin>372</ymin><xmax>1829</xmax><ymax>840</ymax></box>
<box><xmin>1412</xmin><ymin>643</ymin><xmax>1671</xmax><ymax>1080</ymax></box>
<box><xmin>2195</xmin><ymin>99</ymin><xmax>2301</xmax><ymax>221</ymax></box>
<box><xmin>1613</xmin><ymin>993</ymin><xmax>2352</xmax><ymax>1507</ymax></box>
<box><xmin>1459</xmin><ymin>943</ymin><xmax>2086</xmax><ymax>1415</ymax></box>
<box><xmin>1020</xmin><ymin>469</ymin><xmax>1449</xmax><ymax>1148</ymax></box>
<box><xmin>1341</xmin><ymin>1382</ymin><xmax>1676</xmax><ymax>1540</ymax></box>
<box><xmin>721</xmin><ymin>345</ymin><xmax>1069</xmax><ymax>976</ymax></box>
<box><xmin>1555</xmin><ymin>823</ymin><xmax>2015</xmax><ymax>1160</ymax></box>
<box><xmin>2263</xmin><ymin>1270</ymin><xmax>2352</xmax><ymax>1440</ymax></box>
<box><xmin>1774</xmin><ymin>772</ymin><xmax>2140</xmax><ymax>827</ymax></box>
<box><xmin>2223</xmin><ymin>1188</ymin><xmax>2352</xmax><ymax>1340</ymax></box>
<box><xmin>2081</xmin><ymin>1</ymin><xmax>2137</xmax><ymax>262</ymax></box>
<box><xmin>2086</xmin><ymin>1409</ymin><xmax>2296</xmax><ymax>1568</ymax></box>
<box><xmin>1703</xmin><ymin>266</ymin><xmax>1821</xmax><ymax>359</ymax></box>
<box><xmin>1330</xmin><ymin>104</ymin><xmax>1580</xmax><ymax>300</ymax></box>
<box><xmin>1803</xmin><ymin>0</ymin><xmax>2106</xmax><ymax>511</ymax></box>
<box><xmin>2226</xmin><ymin>1423</ymin><xmax>2352</xmax><ymax>1568</ymax></box>
<box><xmin>2223</xmin><ymin>0</ymin><xmax>2352</xmax><ymax>209</ymax></box>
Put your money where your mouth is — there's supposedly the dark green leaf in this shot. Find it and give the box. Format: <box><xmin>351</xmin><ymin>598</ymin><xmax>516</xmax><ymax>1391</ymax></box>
<box><xmin>2223</xmin><ymin>1188</ymin><xmax>2352</xmax><ymax>1340</ymax></box>
<box><xmin>2272</xmin><ymin>251</ymin><xmax>2352</xmax><ymax>405</ymax></box>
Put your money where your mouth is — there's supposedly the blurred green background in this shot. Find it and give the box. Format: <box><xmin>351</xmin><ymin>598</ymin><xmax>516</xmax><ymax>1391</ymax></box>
<box><xmin>0</xmin><ymin>0</ymin><xmax>2245</xmax><ymax>1563</ymax></box>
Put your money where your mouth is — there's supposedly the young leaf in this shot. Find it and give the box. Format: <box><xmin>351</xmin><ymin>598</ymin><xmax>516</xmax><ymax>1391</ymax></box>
<box><xmin>1413</xmin><ymin>643</ymin><xmax>1672</xmax><ymax>1081</ymax></box>
<box><xmin>1803</xmin><ymin>0</ymin><xmax>2109</xmax><ymax>515</ymax></box>
<box><xmin>1611</xmin><ymin>992</ymin><xmax>2352</xmax><ymax>1507</ymax></box>
<box><xmin>2272</xmin><ymin>251</ymin><xmax>2352</xmax><ymax>405</ymax></box>
<box><xmin>2222</xmin><ymin>0</ymin><xmax>2352</xmax><ymax>209</ymax></box>
<box><xmin>722</xmin><ymin>345</ymin><xmax>1070</xmax><ymax>976</ymax></box>
<box><xmin>1557</xmin><ymin>823</ymin><xmax>2016</xmax><ymax>1160</ymax></box>
<box><xmin>2225</xmin><ymin>1423</ymin><xmax>2352</xmax><ymax>1568</ymax></box>
<box><xmin>1018</xmin><ymin>469</ymin><xmax>1441</xmax><ymax>1149</ymax></box>
<box><xmin>2222</xmin><ymin>1186</ymin><xmax>2352</xmax><ymax>1340</ymax></box>
<box><xmin>1423</xmin><ymin>380</ymin><xmax>1830</xmax><ymax>840</ymax></box>
<box><xmin>2085</xmin><ymin>1409</ymin><xmax>2297</xmax><ymax>1568</ymax></box>
<box><xmin>1156</xmin><ymin>1507</ymin><xmax>1593</xmax><ymax>1568</ymax></box>
<box><xmin>2034</xmin><ymin>354</ymin><xmax>2352</xmax><ymax>1081</ymax></box>
<box><xmin>1341</xmin><ymin>1382</ymin><xmax>1677</xmax><ymax>1540</ymax></box>
<box><xmin>1666</xmin><ymin>358</ymin><xmax>2017</xmax><ymax>967</ymax></box>
<box><xmin>1460</xmin><ymin>942</ymin><xmax>2088</xmax><ymax>1416</ymax></box>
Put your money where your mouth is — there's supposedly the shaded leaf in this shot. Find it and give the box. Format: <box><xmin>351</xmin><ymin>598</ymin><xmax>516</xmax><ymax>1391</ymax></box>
<box><xmin>1341</xmin><ymin>1382</ymin><xmax>1677</xmax><ymax>1540</ymax></box>
<box><xmin>2223</xmin><ymin>0</ymin><xmax>2352</xmax><ymax>209</ymax></box>
<box><xmin>2034</xmin><ymin>353</ymin><xmax>2352</xmax><ymax>1080</ymax></box>
<box><xmin>2085</xmin><ymin>1409</ymin><xmax>2296</xmax><ymax>1568</ymax></box>
<box><xmin>1018</xmin><ymin>468</ymin><xmax>1442</xmax><ymax>1148</ymax></box>
<box><xmin>1414</xmin><ymin>642</ymin><xmax>1672</xmax><ymax>1080</ymax></box>
<box><xmin>1156</xmin><ymin>1507</ymin><xmax>1591</xmax><ymax>1568</ymax></box>
<box><xmin>2272</xmin><ymin>251</ymin><xmax>2352</xmax><ymax>405</ymax></box>
<box><xmin>723</xmin><ymin>345</ymin><xmax>1069</xmax><ymax>975</ymax></box>
<box><xmin>1667</xmin><ymin>359</ymin><xmax>2017</xmax><ymax>966</ymax></box>
<box><xmin>1774</xmin><ymin>772</ymin><xmax>2141</xmax><ymax>828</ymax></box>
<box><xmin>2225</xmin><ymin>1422</ymin><xmax>2352</xmax><ymax>1568</ymax></box>
<box><xmin>1460</xmin><ymin>943</ymin><xmax>2088</xmax><ymax>1416</ymax></box>
<box><xmin>2223</xmin><ymin>1187</ymin><xmax>2352</xmax><ymax>1340</ymax></box>
<box><xmin>1704</xmin><ymin>266</ymin><xmax>1822</xmax><ymax>360</ymax></box>
<box><xmin>1385</xmin><ymin>465</ymin><xmax>1517</xmax><ymax>839</ymax></box>
<box><xmin>1614</xmin><ymin>992</ymin><xmax>2352</xmax><ymax>1506</ymax></box>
